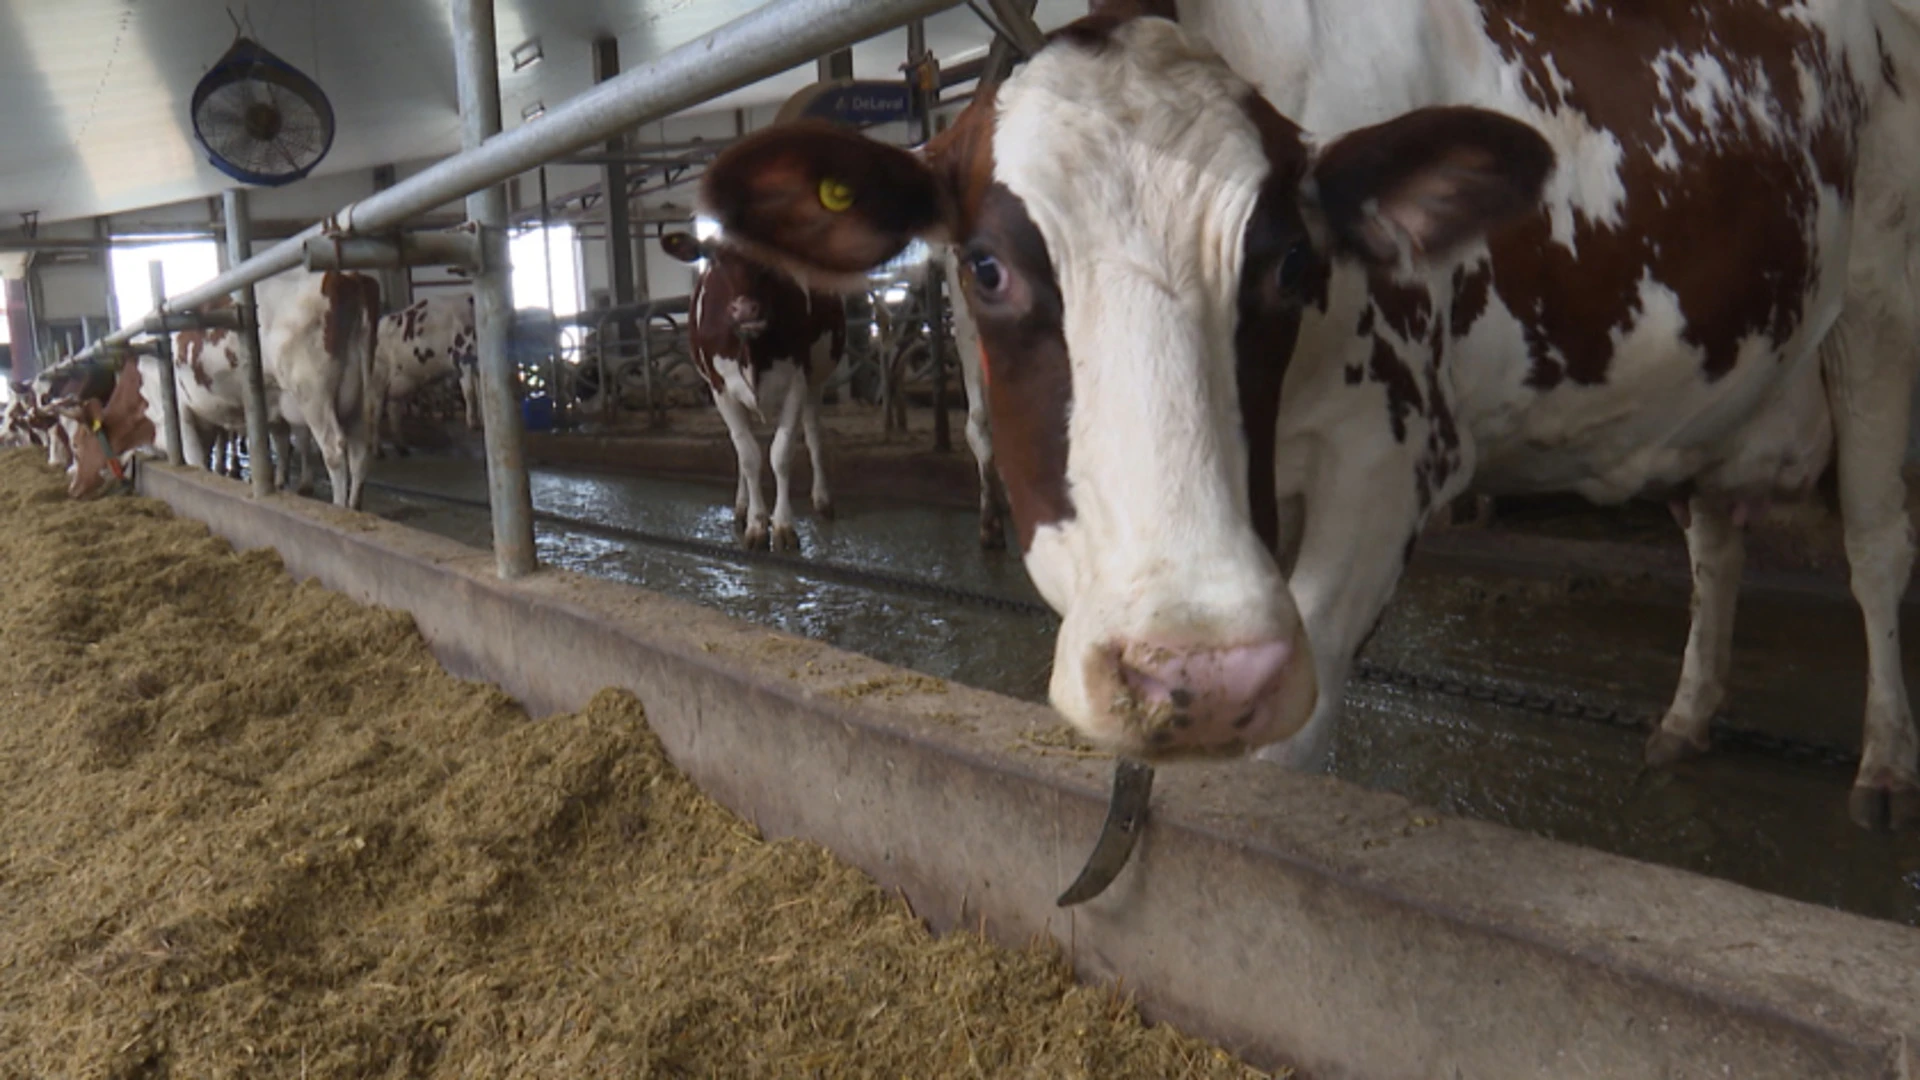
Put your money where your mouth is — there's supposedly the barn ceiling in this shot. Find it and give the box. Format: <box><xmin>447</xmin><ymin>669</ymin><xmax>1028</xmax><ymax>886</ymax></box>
<box><xmin>0</xmin><ymin>0</ymin><xmax>1079</xmax><ymax>228</ymax></box>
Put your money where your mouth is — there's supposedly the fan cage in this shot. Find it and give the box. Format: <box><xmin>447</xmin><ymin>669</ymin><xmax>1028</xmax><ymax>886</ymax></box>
<box><xmin>190</xmin><ymin>37</ymin><xmax>336</xmax><ymax>187</ymax></box>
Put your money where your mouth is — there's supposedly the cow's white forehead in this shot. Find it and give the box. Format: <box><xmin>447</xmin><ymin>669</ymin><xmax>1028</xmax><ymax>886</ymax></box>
<box><xmin>989</xmin><ymin>17</ymin><xmax>1277</xmax><ymax>304</ymax></box>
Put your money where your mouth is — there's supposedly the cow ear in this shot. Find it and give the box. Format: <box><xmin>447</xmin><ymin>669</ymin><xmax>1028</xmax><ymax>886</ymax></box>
<box><xmin>699</xmin><ymin>119</ymin><xmax>951</xmax><ymax>290</ymax></box>
<box><xmin>661</xmin><ymin>233</ymin><xmax>704</xmax><ymax>264</ymax></box>
<box><xmin>1306</xmin><ymin>105</ymin><xmax>1553</xmax><ymax>270</ymax></box>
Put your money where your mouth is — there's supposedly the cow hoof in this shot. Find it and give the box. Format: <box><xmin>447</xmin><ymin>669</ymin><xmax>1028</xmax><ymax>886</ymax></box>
<box><xmin>1849</xmin><ymin>773</ymin><xmax>1920</xmax><ymax>831</ymax></box>
<box><xmin>772</xmin><ymin>524</ymin><xmax>801</xmax><ymax>552</ymax></box>
<box><xmin>734</xmin><ymin>506</ymin><xmax>750</xmax><ymax>532</ymax></box>
<box><xmin>1644</xmin><ymin>728</ymin><xmax>1709</xmax><ymax>769</ymax></box>
<box><xmin>813</xmin><ymin>497</ymin><xmax>835</xmax><ymax>522</ymax></box>
<box><xmin>742</xmin><ymin>522</ymin><xmax>770</xmax><ymax>551</ymax></box>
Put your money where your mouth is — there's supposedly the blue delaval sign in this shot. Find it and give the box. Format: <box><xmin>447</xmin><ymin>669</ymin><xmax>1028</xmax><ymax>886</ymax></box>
<box><xmin>795</xmin><ymin>81</ymin><xmax>915</xmax><ymax>126</ymax></box>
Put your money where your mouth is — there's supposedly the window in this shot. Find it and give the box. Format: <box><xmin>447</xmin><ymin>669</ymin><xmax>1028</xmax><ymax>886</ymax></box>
<box><xmin>510</xmin><ymin>223</ymin><xmax>582</xmax><ymax>362</ymax></box>
<box><xmin>109</xmin><ymin>238</ymin><xmax>222</xmax><ymax>330</ymax></box>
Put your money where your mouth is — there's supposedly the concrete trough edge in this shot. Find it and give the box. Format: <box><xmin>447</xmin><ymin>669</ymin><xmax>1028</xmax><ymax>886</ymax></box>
<box><xmin>137</xmin><ymin>464</ymin><xmax>1920</xmax><ymax>1080</ymax></box>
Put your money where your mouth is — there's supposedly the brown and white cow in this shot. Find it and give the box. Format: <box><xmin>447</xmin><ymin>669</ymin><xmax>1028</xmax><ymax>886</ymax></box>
<box><xmin>661</xmin><ymin>232</ymin><xmax>846</xmax><ymax>552</ymax></box>
<box><xmin>373</xmin><ymin>292</ymin><xmax>481</xmax><ymax>451</ymax></box>
<box><xmin>253</xmin><ymin>268</ymin><xmax>383</xmax><ymax>509</ymax></box>
<box><xmin>699</xmin><ymin>0</ymin><xmax>1920</xmax><ymax>829</ymax></box>
<box><xmin>9</xmin><ymin>361</ymin><xmax>124</xmax><ymax>470</ymax></box>
<box><xmin>174</xmin><ymin>303</ymin><xmax>300</xmax><ymax>487</ymax></box>
<box><xmin>47</xmin><ymin>356</ymin><xmax>170</xmax><ymax>500</ymax></box>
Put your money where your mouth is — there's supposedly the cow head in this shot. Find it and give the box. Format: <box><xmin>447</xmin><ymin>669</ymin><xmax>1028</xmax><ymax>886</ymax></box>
<box><xmin>663</xmin><ymin>232</ymin><xmax>783</xmax><ymax>342</ymax></box>
<box><xmin>53</xmin><ymin>358</ymin><xmax>157</xmax><ymax>499</ymax></box>
<box><xmin>696</xmin><ymin>2</ymin><xmax>1552</xmax><ymax>761</ymax></box>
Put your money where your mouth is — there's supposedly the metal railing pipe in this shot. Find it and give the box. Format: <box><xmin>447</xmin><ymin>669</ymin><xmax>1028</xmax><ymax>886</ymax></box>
<box><xmin>455</xmin><ymin>0</ymin><xmax>538</xmax><ymax>580</ymax></box>
<box><xmin>145</xmin><ymin>262</ymin><xmax>186</xmax><ymax>467</ymax></box>
<box><xmin>223</xmin><ymin>189</ymin><xmax>276</xmax><ymax>498</ymax></box>
<box><xmin>78</xmin><ymin>0</ymin><xmax>960</xmax><ymax>361</ymax></box>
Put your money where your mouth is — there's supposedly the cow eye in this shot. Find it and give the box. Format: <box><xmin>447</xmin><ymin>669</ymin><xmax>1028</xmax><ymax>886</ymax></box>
<box><xmin>1276</xmin><ymin>243</ymin><xmax>1311</xmax><ymax>294</ymax></box>
<box><xmin>967</xmin><ymin>252</ymin><xmax>1009</xmax><ymax>300</ymax></box>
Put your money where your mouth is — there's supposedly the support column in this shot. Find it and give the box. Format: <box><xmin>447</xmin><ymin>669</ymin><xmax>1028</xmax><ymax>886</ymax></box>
<box><xmin>371</xmin><ymin>164</ymin><xmax>410</xmax><ymax>310</ymax></box>
<box><xmin>6</xmin><ymin>279</ymin><xmax>36</xmax><ymax>382</ymax></box>
<box><xmin>454</xmin><ymin>0</ymin><xmax>537</xmax><ymax>579</ymax></box>
<box><xmin>595</xmin><ymin>35</ymin><xmax>636</xmax><ymax>423</ymax></box>
<box><xmin>907</xmin><ymin>20</ymin><xmax>952</xmax><ymax>452</ymax></box>
<box><xmin>818</xmin><ymin>47</ymin><xmax>854</xmax><ymax>82</ymax></box>
<box><xmin>223</xmin><ymin>189</ymin><xmax>276</xmax><ymax>496</ymax></box>
<box><xmin>146</xmin><ymin>261</ymin><xmax>186</xmax><ymax>467</ymax></box>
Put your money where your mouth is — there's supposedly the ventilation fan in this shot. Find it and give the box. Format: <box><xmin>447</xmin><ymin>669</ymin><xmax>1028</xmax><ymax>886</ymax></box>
<box><xmin>190</xmin><ymin>35</ymin><xmax>335</xmax><ymax>187</ymax></box>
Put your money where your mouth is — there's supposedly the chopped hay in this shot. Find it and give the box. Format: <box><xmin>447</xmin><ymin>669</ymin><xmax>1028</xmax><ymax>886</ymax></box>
<box><xmin>0</xmin><ymin>450</ymin><xmax>1281</xmax><ymax>1079</ymax></box>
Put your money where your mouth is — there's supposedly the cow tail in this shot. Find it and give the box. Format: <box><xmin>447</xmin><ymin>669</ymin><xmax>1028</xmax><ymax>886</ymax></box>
<box><xmin>359</xmin><ymin>277</ymin><xmax>383</xmax><ymax>447</ymax></box>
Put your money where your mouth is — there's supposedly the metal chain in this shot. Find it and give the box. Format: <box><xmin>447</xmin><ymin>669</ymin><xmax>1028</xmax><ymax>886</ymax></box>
<box><xmin>365</xmin><ymin>480</ymin><xmax>1862</xmax><ymax>771</ymax></box>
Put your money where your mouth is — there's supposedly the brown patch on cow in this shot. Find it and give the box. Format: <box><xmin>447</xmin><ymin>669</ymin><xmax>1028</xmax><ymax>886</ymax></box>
<box><xmin>1478</xmin><ymin>3</ymin><xmax>1868</xmax><ymax>386</ymax></box>
<box><xmin>320</xmin><ymin>272</ymin><xmax>382</xmax><ymax>362</ymax></box>
<box><xmin>1367</xmin><ymin>273</ymin><xmax>1433</xmax><ymax>343</ymax></box>
<box><xmin>1449</xmin><ymin>261</ymin><xmax>1492</xmax><ymax>339</ymax></box>
<box><xmin>967</xmin><ymin>184</ymin><xmax>1075</xmax><ymax>552</ymax></box>
<box><xmin>1367</xmin><ymin>337</ymin><xmax>1423</xmax><ymax>444</ymax></box>
<box><xmin>1235</xmin><ymin>94</ymin><xmax>1315</xmax><ymax>553</ymax></box>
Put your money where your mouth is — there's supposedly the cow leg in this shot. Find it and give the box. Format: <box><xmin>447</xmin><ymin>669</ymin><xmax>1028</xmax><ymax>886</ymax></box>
<box><xmin>803</xmin><ymin>341</ymin><xmax>834</xmax><ymax>522</ymax></box>
<box><xmin>1256</xmin><ymin>445</ymin><xmax>1426</xmax><ymax>772</ymax></box>
<box><xmin>180</xmin><ymin>416</ymin><xmax>211</xmax><ymax>473</ymax></box>
<box><xmin>1647</xmin><ymin>498</ymin><xmax>1745</xmax><ymax>766</ymax></box>
<box><xmin>768</xmin><ymin>365</ymin><xmax>809</xmax><ymax>553</ymax></box>
<box><xmin>345</xmin><ymin>425</ymin><xmax>373</xmax><ymax>511</ymax></box>
<box><xmin>295</xmin><ymin>429</ymin><xmax>319</xmax><ymax>496</ymax></box>
<box><xmin>460</xmin><ymin>366</ymin><xmax>483</xmax><ymax>431</ymax></box>
<box><xmin>316</xmin><ymin>420</ymin><xmax>352</xmax><ymax>509</ymax></box>
<box><xmin>715</xmin><ymin>392</ymin><xmax>769</xmax><ymax>550</ymax></box>
<box><xmin>270</xmin><ymin>424</ymin><xmax>294</xmax><ymax>490</ymax></box>
<box><xmin>1823</xmin><ymin>330</ymin><xmax>1920</xmax><ymax>830</ymax></box>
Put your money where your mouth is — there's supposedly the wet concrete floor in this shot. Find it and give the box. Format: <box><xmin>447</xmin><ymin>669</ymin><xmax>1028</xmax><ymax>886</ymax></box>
<box><xmin>360</xmin><ymin>456</ymin><xmax>1920</xmax><ymax>926</ymax></box>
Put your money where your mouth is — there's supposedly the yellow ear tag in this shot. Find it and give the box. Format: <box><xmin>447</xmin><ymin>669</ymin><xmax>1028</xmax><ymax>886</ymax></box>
<box><xmin>91</xmin><ymin>418</ymin><xmax>102</xmax><ymax>432</ymax></box>
<box><xmin>818</xmin><ymin>177</ymin><xmax>855</xmax><ymax>213</ymax></box>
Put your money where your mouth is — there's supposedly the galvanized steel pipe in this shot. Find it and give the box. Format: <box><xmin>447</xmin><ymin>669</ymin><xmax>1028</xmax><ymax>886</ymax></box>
<box><xmin>455</xmin><ymin>0</ymin><xmax>538</xmax><ymax>580</ymax></box>
<box><xmin>223</xmin><ymin>189</ymin><xmax>276</xmax><ymax>498</ymax></box>
<box><xmin>79</xmin><ymin>0</ymin><xmax>961</xmax><ymax>360</ymax></box>
<box><xmin>145</xmin><ymin>262</ymin><xmax>186</xmax><ymax>468</ymax></box>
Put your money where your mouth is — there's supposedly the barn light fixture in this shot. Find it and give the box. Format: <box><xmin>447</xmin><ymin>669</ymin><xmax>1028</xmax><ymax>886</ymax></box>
<box><xmin>511</xmin><ymin>39</ymin><xmax>544</xmax><ymax>71</ymax></box>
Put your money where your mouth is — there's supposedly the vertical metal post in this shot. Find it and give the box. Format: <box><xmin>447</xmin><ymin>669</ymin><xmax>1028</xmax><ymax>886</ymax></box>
<box><xmin>538</xmin><ymin>165</ymin><xmax>562</xmax><ymax>417</ymax></box>
<box><xmin>371</xmin><ymin>164</ymin><xmax>410</xmax><ymax>311</ymax></box>
<box><xmin>594</xmin><ymin>35</ymin><xmax>635</xmax><ymax>424</ymax></box>
<box><xmin>454</xmin><ymin>0</ymin><xmax>537</xmax><ymax>579</ymax></box>
<box><xmin>146</xmin><ymin>261</ymin><xmax>186</xmax><ymax>467</ymax></box>
<box><xmin>96</xmin><ymin>217</ymin><xmax>120</xmax><ymax>332</ymax></box>
<box><xmin>818</xmin><ymin>48</ymin><xmax>854</xmax><ymax>81</ymax></box>
<box><xmin>4</xmin><ymin>278</ymin><xmax>36</xmax><ymax>382</ymax></box>
<box><xmin>223</xmin><ymin>189</ymin><xmax>276</xmax><ymax>497</ymax></box>
<box><xmin>907</xmin><ymin>20</ymin><xmax>953</xmax><ymax>452</ymax></box>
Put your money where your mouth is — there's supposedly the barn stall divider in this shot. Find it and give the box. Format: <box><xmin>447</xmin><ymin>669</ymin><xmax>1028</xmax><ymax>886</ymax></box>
<box><xmin>137</xmin><ymin>461</ymin><xmax>1920</xmax><ymax>1079</ymax></box>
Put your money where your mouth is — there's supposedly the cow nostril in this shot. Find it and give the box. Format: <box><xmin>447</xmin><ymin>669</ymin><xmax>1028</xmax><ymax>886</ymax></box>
<box><xmin>1169</xmin><ymin>687</ymin><xmax>1194</xmax><ymax>708</ymax></box>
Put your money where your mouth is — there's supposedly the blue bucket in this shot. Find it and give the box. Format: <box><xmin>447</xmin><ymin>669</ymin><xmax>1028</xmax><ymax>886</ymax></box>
<box><xmin>521</xmin><ymin>394</ymin><xmax>554</xmax><ymax>433</ymax></box>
